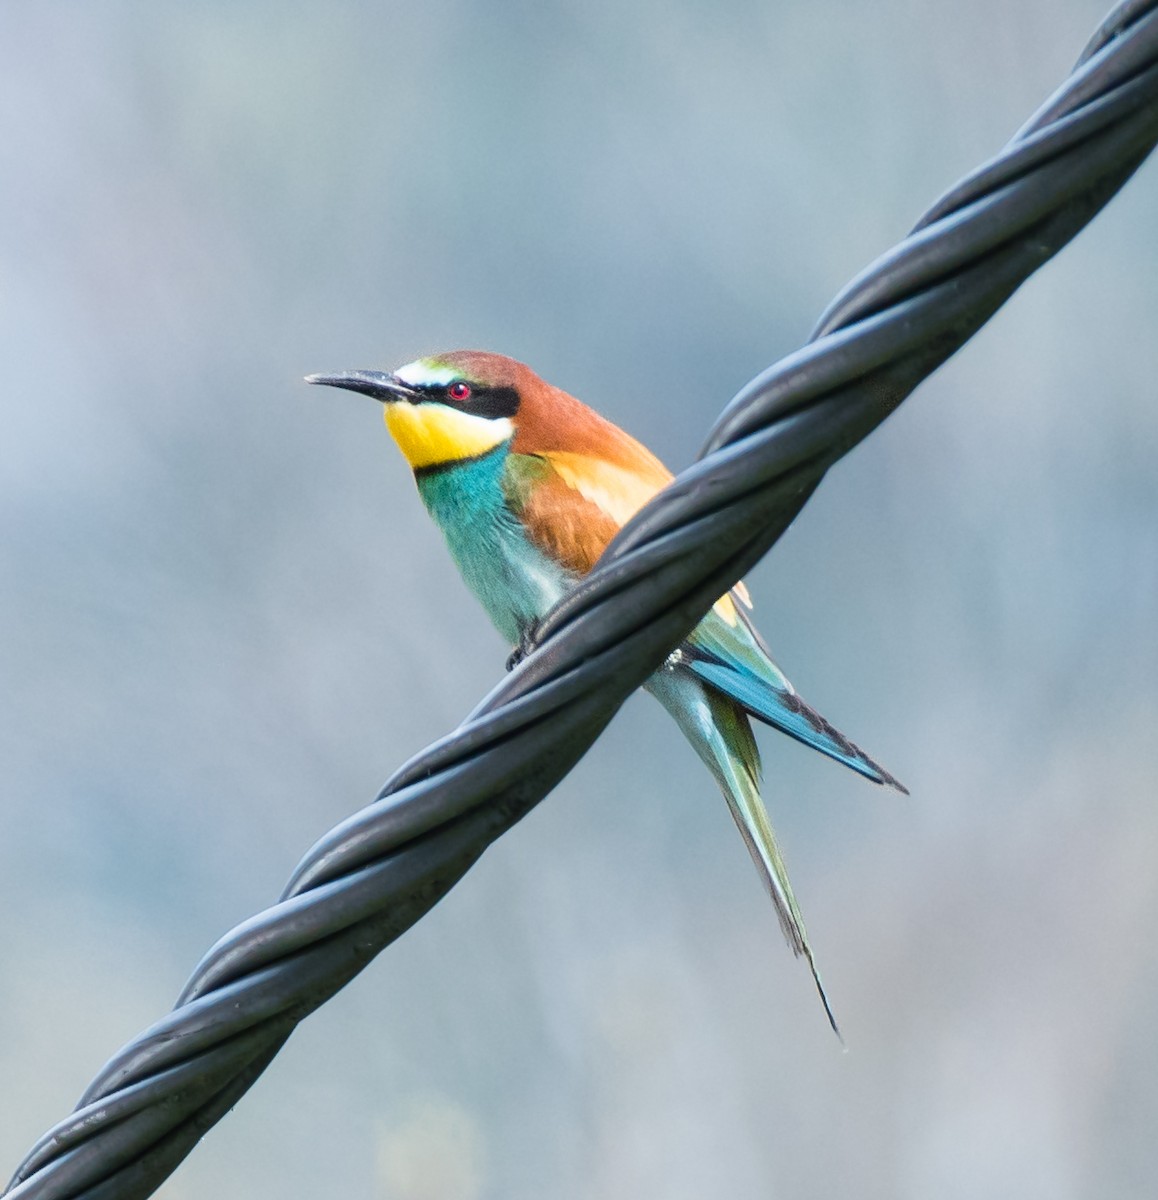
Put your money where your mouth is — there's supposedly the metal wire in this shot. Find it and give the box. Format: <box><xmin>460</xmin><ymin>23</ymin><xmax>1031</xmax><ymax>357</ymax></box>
<box><xmin>7</xmin><ymin>4</ymin><xmax>1158</xmax><ymax>1197</ymax></box>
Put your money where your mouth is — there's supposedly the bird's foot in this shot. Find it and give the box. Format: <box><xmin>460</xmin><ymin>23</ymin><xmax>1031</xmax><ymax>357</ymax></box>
<box><xmin>506</xmin><ymin>620</ymin><xmax>542</xmax><ymax>671</ymax></box>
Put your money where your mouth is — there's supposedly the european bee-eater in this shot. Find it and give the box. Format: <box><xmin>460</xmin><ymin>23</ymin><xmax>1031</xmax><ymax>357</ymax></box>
<box><xmin>308</xmin><ymin>350</ymin><xmax>904</xmax><ymax>1032</ymax></box>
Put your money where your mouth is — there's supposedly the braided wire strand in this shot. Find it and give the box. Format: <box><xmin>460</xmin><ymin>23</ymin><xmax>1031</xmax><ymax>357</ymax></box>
<box><xmin>8</xmin><ymin>5</ymin><xmax>1158</xmax><ymax>1197</ymax></box>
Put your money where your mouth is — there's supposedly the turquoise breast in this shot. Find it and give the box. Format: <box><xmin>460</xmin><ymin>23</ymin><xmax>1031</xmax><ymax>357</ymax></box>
<box><xmin>415</xmin><ymin>449</ymin><xmax>572</xmax><ymax>645</ymax></box>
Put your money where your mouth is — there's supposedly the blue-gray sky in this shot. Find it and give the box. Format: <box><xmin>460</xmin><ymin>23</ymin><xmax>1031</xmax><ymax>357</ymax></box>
<box><xmin>1</xmin><ymin>3</ymin><xmax>1156</xmax><ymax>1198</ymax></box>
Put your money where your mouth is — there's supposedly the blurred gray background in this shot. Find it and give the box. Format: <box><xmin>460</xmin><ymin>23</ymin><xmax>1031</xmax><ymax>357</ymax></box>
<box><xmin>1</xmin><ymin>2</ymin><xmax>1155</xmax><ymax>1198</ymax></box>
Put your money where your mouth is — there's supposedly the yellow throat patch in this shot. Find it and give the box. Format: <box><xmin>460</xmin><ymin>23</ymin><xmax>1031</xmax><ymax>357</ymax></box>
<box><xmin>383</xmin><ymin>402</ymin><xmax>513</xmax><ymax>470</ymax></box>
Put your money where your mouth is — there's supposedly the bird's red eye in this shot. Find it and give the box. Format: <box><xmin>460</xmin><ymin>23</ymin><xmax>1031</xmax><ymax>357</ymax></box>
<box><xmin>448</xmin><ymin>381</ymin><xmax>472</xmax><ymax>401</ymax></box>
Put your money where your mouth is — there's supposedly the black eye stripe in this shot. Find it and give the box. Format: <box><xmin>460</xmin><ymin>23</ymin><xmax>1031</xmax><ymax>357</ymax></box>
<box><xmin>411</xmin><ymin>382</ymin><xmax>521</xmax><ymax>420</ymax></box>
<box><xmin>462</xmin><ymin>385</ymin><xmax>519</xmax><ymax>419</ymax></box>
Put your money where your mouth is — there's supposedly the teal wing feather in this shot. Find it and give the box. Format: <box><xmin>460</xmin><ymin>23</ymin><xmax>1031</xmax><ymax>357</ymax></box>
<box><xmin>684</xmin><ymin>603</ymin><xmax>907</xmax><ymax>793</ymax></box>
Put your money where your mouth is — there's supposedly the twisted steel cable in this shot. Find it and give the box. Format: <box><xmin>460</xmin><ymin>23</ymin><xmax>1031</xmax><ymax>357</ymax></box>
<box><xmin>8</xmin><ymin>3</ymin><xmax>1158</xmax><ymax>1197</ymax></box>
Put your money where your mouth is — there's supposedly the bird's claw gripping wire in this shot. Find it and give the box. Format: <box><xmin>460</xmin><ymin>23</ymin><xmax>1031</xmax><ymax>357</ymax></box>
<box><xmin>506</xmin><ymin>620</ymin><xmax>543</xmax><ymax>671</ymax></box>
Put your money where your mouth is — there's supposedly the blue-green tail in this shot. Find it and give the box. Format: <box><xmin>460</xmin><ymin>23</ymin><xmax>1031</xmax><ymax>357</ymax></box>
<box><xmin>646</xmin><ymin>667</ymin><xmax>841</xmax><ymax>1038</ymax></box>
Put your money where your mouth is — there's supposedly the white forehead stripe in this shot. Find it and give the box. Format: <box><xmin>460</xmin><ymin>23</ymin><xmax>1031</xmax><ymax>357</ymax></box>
<box><xmin>395</xmin><ymin>358</ymin><xmax>461</xmax><ymax>387</ymax></box>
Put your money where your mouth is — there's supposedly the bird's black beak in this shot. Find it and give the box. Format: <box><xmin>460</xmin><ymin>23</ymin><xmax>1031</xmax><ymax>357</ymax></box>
<box><xmin>304</xmin><ymin>370</ymin><xmax>420</xmax><ymax>403</ymax></box>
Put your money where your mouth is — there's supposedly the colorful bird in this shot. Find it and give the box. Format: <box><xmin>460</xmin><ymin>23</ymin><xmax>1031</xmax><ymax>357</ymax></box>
<box><xmin>308</xmin><ymin>350</ymin><xmax>904</xmax><ymax>1032</ymax></box>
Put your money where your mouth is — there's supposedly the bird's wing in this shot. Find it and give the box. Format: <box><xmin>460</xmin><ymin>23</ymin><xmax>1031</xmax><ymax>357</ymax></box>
<box><xmin>683</xmin><ymin>605</ymin><xmax>907</xmax><ymax>792</ymax></box>
<box><xmin>503</xmin><ymin>449</ymin><xmax>750</xmax><ymax>623</ymax></box>
<box><xmin>503</xmin><ymin>447</ymin><xmax>902</xmax><ymax>790</ymax></box>
<box><xmin>502</xmin><ymin>448</ymin><xmax>666</xmax><ymax>574</ymax></box>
